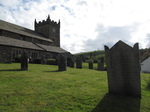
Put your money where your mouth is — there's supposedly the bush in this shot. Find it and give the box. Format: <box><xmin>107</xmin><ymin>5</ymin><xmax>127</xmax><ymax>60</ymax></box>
<box><xmin>46</xmin><ymin>59</ymin><xmax>57</xmax><ymax>65</ymax></box>
<box><xmin>14</xmin><ymin>54</ymin><xmax>21</xmax><ymax>63</ymax></box>
<box><xmin>93</xmin><ymin>59</ymin><xmax>99</xmax><ymax>63</ymax></box>
<box><xmin>86</xmin><ymin>59</ymin><xmax>93</xmax><ymax>63</ymax></box>
<box><xmin>85</xmin><ymin>56</ymin><xmax>90</xmax><ymax>61</ymax></box>
<box><xmin>33</xmin><ymin>58</ymin><xmax>41</xmax><ymax>64</ymax></box>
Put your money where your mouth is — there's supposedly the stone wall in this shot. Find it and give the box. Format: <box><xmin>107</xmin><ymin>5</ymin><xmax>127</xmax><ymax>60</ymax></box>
<box><xmin>0</xmin><ymin>46</ymin><xmax>13</xmax><ymax>63</ymax></box>
<box><xmin>0</xmin><ymin>45</ymin><xmax>59</xmax><ymax>63</ymax></box>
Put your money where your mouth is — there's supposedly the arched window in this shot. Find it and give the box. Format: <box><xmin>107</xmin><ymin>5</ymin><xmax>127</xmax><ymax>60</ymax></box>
<box><xmin>13</xmin><ymin>49</ymin><xmax>15</xmax><ymax>57</ymax></box>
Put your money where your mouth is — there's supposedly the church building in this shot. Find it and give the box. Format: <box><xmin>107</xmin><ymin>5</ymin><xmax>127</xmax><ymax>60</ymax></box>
<box><xmin>0</xmin><ymin>15</ymin><xmax>71</xmax><ymax>63</ymax></box>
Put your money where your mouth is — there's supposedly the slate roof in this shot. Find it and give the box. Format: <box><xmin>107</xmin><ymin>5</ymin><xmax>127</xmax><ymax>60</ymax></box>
<box><xmin>0</xmin><ymin>19</ymin><xmax>53</xmax><ymax>42</ymax></box>
<box><xmin>0</xmin><ymin>36</ymin><xmax>68</xmax><ymax>53</ymax></box>
<box><xmin>0</xmin><ymin>36</ymin><xmax>43</xmax><ymax>50</ymax></box>
<box><xmin>36</xmin><ymin>43</ymin><xmax>68</xmax><ymax>53</ymax></box>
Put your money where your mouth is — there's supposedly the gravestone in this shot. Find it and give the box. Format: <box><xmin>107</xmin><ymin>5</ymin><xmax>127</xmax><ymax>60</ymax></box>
<box><xmin>21</xmin><ymin>50</ymin><xmax>28</xmax><ymax>71</ymax></box>
<box><xmin>69</xmin><ymin>58</ymin><xmax>74</xmax><ymax>68</ymax></box>
<box><xmin>105</xmin><ymin>40</ymin><xmax>141</xmax><ymax>97</ymax></box>
<box><xmin>97</xmin><ymin>57</ymin><xmax>104</xmax><ymax>71</ymax></box>
<box><xmin>76</xmin><ymin>56</ymin><xmax>82</xmax><ymax>69</ymax></box>
<box><xmin>67</xmin><ymin>58</ymin><xmax>74</xmax><ymax>68</ymax></box>
<box><xmin>58</xmin><ymin>55</ymin><xmax>66</xmax><ymax>71</ymax></box>
<box><xmin>88</xmin><ymin>60</ymin><xmax>93</xmax><ymax>69</ymax></box>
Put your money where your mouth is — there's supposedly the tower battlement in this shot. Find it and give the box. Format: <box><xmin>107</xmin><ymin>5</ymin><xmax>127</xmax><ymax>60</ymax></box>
<box><xmin>35</xmin><ymin>15</ymin><xmax>60</xmax><ymax>28</ymax></box>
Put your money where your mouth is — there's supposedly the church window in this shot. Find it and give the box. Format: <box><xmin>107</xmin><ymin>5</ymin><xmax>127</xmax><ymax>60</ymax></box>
<box><xmin>13</xmin><ymin>49</ymin><xmax>15</xmax><ymax>57</ymax></box>
<box><xmin>46</xmin><ymin>53</ymin><xmax>52</xmax><ymax>59</ymax></box>
<box><xmin>31</xmin><ymin>51</ymin><xmax>38</xmax><ymax>59</ymax></box>
<box><xmin>16</xmin><ymin>50</ymin><xmax>19</xmax><ymax>56</ymax></box>
<box><xmin>19</xmin><ymin>50</ymin><xmax>21</xmax><ymax>54</ymax></box>
<box><xmin>12</xmin><ymin>49</ymin><xmax>22</xmax><ymax>58</ymax></box>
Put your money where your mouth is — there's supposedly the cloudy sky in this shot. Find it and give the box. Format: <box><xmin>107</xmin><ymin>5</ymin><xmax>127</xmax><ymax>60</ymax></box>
<box><xmin>1</xmin><ymin>0</ymin><xmax>150</xmax><ymax>54</ymax></box>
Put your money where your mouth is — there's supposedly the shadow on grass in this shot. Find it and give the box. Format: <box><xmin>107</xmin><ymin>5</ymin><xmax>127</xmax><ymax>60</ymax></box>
<box><xmin>0</xmin><ymin>69</ymin><xmax>21</xmax><ymax>71</ymax></box>
<box><xmin>92</xmin><ymin>93</ymin><xmax>141</xmax><ymax>112</ymax></box>
<box><xmin>43</xmin><ymin>70</ymin><xmax>63</xmax><ymax>73</ymax></box>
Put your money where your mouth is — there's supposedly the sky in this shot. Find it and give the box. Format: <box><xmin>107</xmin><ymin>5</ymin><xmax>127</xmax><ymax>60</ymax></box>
<box><xmin>1</xmin><ymin>0</ymin><xmax>150</xmax><ymax>54</ymax></box>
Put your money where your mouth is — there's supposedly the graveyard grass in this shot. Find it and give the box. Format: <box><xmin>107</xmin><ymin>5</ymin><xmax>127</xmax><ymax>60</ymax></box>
<box><xmin>0</xmin><ymin>63</ymin><xmax>150</xmax><ymax>112</ymax></box>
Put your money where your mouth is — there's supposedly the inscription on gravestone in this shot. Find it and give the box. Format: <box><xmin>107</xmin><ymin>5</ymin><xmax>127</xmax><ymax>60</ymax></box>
<box><xmin>58</xmin><ymin>55</ymin><xmax>66</xmax><ymax>71</ymax></box>
<box><xmin>21</xmin><ymin>50</ymin><xmax>28</xmax><ymax>71</ymax></box>
<box><xmin>105</xmin><ymin>40</ymin><xmax>141</xmax><ymax>97</ymax></box>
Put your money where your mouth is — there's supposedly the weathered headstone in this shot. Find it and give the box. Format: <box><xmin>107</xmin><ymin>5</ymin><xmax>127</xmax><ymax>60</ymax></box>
<box><xmin>69</xmin><ymin>58</ymin><xmax>74</xmax><ymax>68</ymax></box>
<box><xmin>67</xmin><ymin>58</ymin><xmax>74</xmax><ymax>68</ymax></box>
<box><xmin>58</xmin><ymin>55</ymin><xmax>66</xmax><ymax>71</ymax></box>
<box><xmin>21</xmin><ymin>50</ymin><xmax>28</xmax><ymax>71</ymax></box>
<box><xmin>97</xmin><ymin>57</ymin><xmax>104</xmax><ymax>71</ymax></box>
<box><xmin>105</xmin><ymin>40</ymin><xmax>141</xmax><ymax>97</ymax></box>
<box><xmin>76</xmin><ymin>56</ymin><xmax>82</xmax><ymax>69</ymax></box>
<box><xmin>88</xmin><ymin>60</ymin><xmax>93</xmax><ymax>69</ymax></box>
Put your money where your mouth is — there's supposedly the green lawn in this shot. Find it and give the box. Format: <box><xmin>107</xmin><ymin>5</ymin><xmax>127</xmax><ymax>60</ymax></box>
<box><xmin>0</xmin><ymin>63</ymin><xmax>150</xmax><ymax>112</ymax></box>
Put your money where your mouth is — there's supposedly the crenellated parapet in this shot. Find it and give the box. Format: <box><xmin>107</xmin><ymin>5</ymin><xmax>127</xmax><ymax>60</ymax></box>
<box><xmin>35</xmin><ymin>15</ymin><xmax>60</xmax><ymax>28</ymax></box>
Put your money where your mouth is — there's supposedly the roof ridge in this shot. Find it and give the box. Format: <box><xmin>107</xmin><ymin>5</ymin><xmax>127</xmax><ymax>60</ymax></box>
<box><xmin>0</xmin><ymin>19</ymin><xmax>32</xmax><ymax>31</ymax></box>
<box><xmin>33</xmin><ymin>43</ymin><xmax>47</xmax><ymax>51</ymax></box>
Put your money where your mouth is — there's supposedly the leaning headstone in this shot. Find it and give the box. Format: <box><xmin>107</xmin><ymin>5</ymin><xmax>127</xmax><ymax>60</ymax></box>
<box><xmin>58</xmin><ymin>55</ymin><xmax>66</xmax><ymax>71</ymax></box>
<box><xmin>97</xmin><ymin>57</ymin><xmax>104</xmax><ymax>71</ymax></box>
<box><xmin>105</xmin><ymin>40</ymin><xmax>141</xmax><ymax>97</ymax></box>
<box><xmin>88</xmin><ymin>60</ymin><xmax>93</xmax><ymax>69</ymax></box>
<box><xmin>76</xmin><ymin>56</ymin><xmax>82</xmax><ymax>69</ymax></box>
<box><xmin>21</xmin><ymin>50</ymin><xmax>28</xmax><ymax>71</ymax></box>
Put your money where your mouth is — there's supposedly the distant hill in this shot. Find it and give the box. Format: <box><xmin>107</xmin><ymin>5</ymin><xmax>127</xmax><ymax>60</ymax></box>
<box><xmin>140</xmin><ymin>48</ymin><xmax>150</xmax><ymax>61</ymax></box>
<box><xmin>74</xmin><ymin>50</ymin><xmax>105</xmax><ymax>56</ymax></box>
<box><xmin>74</xmin><ymin>50</ymin><xmax>105</xmax><ymax>63</ymax></box>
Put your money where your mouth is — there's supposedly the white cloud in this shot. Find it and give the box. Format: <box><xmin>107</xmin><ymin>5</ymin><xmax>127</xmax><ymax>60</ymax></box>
<box><xmin>1</xmin><ymin>0</ymin><xmax>150</xmax><ymax>54</ymax></box>
<box><xmin>83</xmin><ymin>23</ymin><xmax>139</xmax><ymax>51</ymax></box>
<box><xmin>0</xmin><ymin>0</ymin><xmax>21</xmax><ymax>8</ymax></box>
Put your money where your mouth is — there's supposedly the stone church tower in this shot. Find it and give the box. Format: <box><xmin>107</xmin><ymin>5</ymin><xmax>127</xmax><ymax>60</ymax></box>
<box><xmin>34</xmin><ymin>15</ymin><xmax>60</xmax><ymax>47</ymax></box>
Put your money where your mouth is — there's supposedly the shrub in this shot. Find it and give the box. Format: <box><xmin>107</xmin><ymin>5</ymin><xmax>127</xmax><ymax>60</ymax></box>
<box><xmin>33</xmin><ymin>58</ymin><xmax>41</xmax><ymax>64</ymax></box>
<box><xmin>85</xmin><ymin>56</ymin><xmax>90</xmax><ymax>61</ymax></box>
<box><xmin>46</xmin><ymin>59</ymin><xmax>57</xmax><ymax>65</ymax></box>
<box><xmin>14</xmin><ymin>54</ymin><xmax>21</xmax><ymax>63</ymax></box>
<box><xmin>93</xmin><ymin>59</ymin><xmax>99</xmax><ymax>63</ymax></box>
<box><xmin>87</xmin><ymin>59</ymin><xmax>93</xmax><ymax>63</ymax></box>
